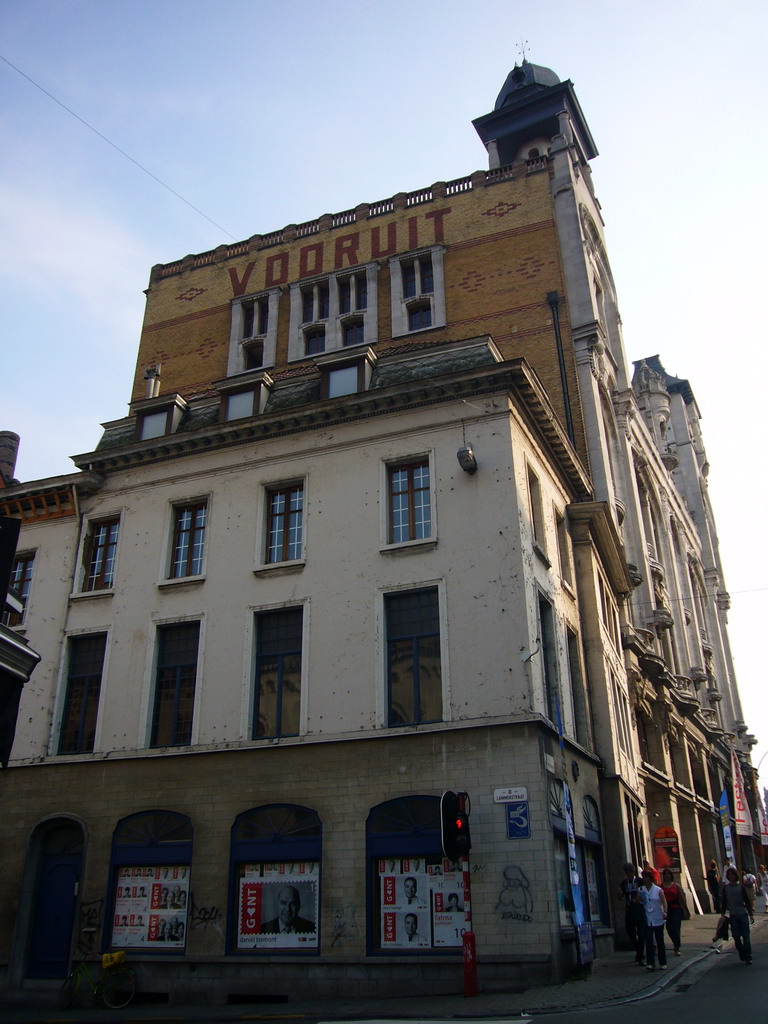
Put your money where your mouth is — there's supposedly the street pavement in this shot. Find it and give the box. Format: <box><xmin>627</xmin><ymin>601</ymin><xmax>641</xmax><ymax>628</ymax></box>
<box><xmin>2</xmin><ymin>913</ymin><xmax>766</xmax><ymax>1023</ymax></box>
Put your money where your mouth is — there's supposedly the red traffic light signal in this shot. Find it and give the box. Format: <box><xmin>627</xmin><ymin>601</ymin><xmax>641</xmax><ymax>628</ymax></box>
<box><xmin>441</xmin><ymin>790</ymin><xmax>471</xmax><ymax>861</ymax></box>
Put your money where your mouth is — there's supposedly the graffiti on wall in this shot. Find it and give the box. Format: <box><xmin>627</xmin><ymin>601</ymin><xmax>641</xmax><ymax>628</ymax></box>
<box><xmin>190</xmin><ymin>894</ymin><xmax>224</xmax><ymax>939</ymax></box>
<box><xmin>77</xmin><ymin>899</ymin><xmax>104</xmax><ymax>953</ymax></box>
<box><xmin>330</xmin><ymin>902</ymin><xmax>360</xmax><ymax>948</ymax></box>
<box><xmin>495</xmin><ymin>865</ymin><xmax>533</xmax><ymax>923</ymax></box>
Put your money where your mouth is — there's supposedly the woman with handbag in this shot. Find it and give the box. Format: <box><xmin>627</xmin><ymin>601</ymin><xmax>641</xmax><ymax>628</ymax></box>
<box><xmin>661</xmin><ymin>868</ymin><xmax>688</xmax><ymax>955</ymax></box>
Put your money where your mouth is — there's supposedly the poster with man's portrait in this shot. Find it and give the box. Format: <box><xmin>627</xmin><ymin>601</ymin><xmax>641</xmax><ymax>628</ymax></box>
<box><xmin>238</xmin><ymin>862</ymin><xmax>319</xmax><ymax>949</ymax></box>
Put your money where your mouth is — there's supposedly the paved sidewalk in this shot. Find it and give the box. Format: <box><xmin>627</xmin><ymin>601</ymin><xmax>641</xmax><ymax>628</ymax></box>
<box><xmin>2</xmin><ymin>913</ymin><xmax>765</xmax><ymax>1022</ymax></box>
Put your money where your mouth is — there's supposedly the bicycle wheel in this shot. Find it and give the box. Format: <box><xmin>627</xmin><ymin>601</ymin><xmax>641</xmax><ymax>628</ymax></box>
<box><xmin>58</xmin><ymin>970</ymin><xmax>81</xmax><ymax>1010</ymax></box>
<box><xmin>100</xmin><ymin>966</ymin><xmax>136</xmax><ymax>1009</ymax></box>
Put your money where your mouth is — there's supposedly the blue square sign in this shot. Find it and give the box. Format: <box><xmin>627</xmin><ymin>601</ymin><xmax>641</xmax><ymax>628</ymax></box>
<box><xmin>505</xmin><ymin>801</ymin><xmax>531</xmax><ymax>839</ymax></box>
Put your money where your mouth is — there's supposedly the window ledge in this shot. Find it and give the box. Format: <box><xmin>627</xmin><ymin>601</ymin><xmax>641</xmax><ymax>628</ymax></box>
<box><xmin>561</xmin><ymin>578</ymin><xmax>576</xmax><ymax>600</ymax></box>
<box><xmin>533</xmin><ymin>542</ymin><xmax>551</xmax><ymax>568</ymax></box>
<box><xmin>70</xmin><ymin>588</ymin><xmax>115</xmax><ymax>601</ymax></box>
<box><xmin>253</xmin><ymin>559</ymin><xmax>306</xmax><ymax>577</ymax></box>
<box><xmin>157</xmin><ymin>575</ymin><xmax>206</xmax><ymax>590</ymax></box>
<box><xmin>380</xmin><ymin>538</ymin><xmax>438</xmax><ymax>556</ymax></box>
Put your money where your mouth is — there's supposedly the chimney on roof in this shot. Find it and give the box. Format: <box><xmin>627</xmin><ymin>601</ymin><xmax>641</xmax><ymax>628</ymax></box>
<box><xmin>144</xmin><ymin>363</ymin><xmax>162</xmax><ymax>399</ymax></box>
<box><xmin>0</xmin><ymin>431</ymin><xmax>20</xmax><ymax>487</ymax></box>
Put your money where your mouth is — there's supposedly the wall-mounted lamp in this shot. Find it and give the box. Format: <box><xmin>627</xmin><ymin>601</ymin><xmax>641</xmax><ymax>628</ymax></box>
<box><xmin>457</xmin><ymin>444</ymin><xmax>478</xmax><ymax>475</ymax></box>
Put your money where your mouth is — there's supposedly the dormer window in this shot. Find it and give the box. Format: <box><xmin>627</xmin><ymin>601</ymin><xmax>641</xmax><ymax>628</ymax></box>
<box><xmin>315</xmin><ymin>346</ymin><xmax>377</xmax><ymax>400</ymax></box>
<box><xmin>216</xmin><ymin>370</ymin><xmax>273</xmax><ymax>422</ymax></box>
<box><xmin>133</xmin><ymin>394</ymin><xmax>189</xmax><ymax>441</ymax></box>
<box><xmin>140</xmin><ymin>410</ymin><xmax>171</xmax><ymax>440</ymax></box>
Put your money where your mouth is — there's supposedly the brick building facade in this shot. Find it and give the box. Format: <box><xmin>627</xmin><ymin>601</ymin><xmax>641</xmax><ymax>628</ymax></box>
<box><xmin>0</xmin><ymin>61</ymin><xmax>758</xmax><ymax>1006</ymax></box>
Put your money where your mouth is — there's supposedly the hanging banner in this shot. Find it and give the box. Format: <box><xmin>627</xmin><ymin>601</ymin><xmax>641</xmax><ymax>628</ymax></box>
<box><xmin>720</xmin><ymin>789</ymin><xmax>735</xmax><ymax>862</ymax></box>
<box><xmin>731</xmin><ymin>748</ymin><xmax>753</xmax><ymax>837</ymax></box>
<box><xmin>757</xmin><ymin>791</ymin><xmax>768</xmax><ymax>847</ymax></box>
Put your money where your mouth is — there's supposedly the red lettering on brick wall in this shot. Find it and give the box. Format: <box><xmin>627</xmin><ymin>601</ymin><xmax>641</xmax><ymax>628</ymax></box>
<box><xmin>229</xmin><ymin>262</ymin><xmax>256</xmax><ymax>297</ymax></box>
<box><xmin>425</xmin><ymin>206</ymin><xmax>451</xmax><ymax>242</ymax></box>
<box><xmin>334</xmin><ymin>232</ymin><xmax>360</xmax><ymax>269</ymax></box>
<box><xmin>265</xmin><ymin>252</ymin><xmax>289</xmax><ymax>287</ymax></box>
<box><xmin>371</xmin><ymin>223</ymin><xmax>397</xmax><ymax>258</ymax></box>
<box><xmin>408</xmin><ymin>216</ymin><xmax>419</xmax><ymax>251</ymax></box>
<box><xmin>299</xmin><ymin>243</ymin><xmax>324</xmax><ymax>278</ymax></box>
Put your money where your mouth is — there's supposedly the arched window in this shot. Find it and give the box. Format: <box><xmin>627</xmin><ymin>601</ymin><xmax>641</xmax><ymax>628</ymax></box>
<box><xmin>228</xmin><ymin>804</ymin><xmax>321</xmax><ymax>954</ymax></box>
<box><xmin>366</xmin><ymin>796</ymin><xmax>465</xmax><ymax>954</ymax></box>
<box><xmin>107</xmin><ymin>810</ymin><xmax>193</xmax><ymax>953</ymax></box>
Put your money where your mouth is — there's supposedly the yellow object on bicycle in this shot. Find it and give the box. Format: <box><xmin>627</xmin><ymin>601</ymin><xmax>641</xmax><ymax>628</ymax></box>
<box><xmin>101</xmin><ymin>951</ymin><xmax>126</xmax><ymax>968</ymax></box>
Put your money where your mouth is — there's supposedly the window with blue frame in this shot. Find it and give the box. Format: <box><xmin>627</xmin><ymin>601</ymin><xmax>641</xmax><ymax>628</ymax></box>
<box><xmin>367</xmin><ymin>796</ymin><xmax>467</xmax><ymax>953</ymax></box>
<box><xmin>107</xmin><ymin>811</ymin><xmax>193</xmax><ymax>952</ymax></box>
<box><xmin>228</xmin><ymin>804</ymin><xmax>321</xmax><ymax>952</ymax></box>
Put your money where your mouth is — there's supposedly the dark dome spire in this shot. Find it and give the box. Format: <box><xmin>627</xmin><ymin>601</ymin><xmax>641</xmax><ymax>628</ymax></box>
<box><xmin>494</xmin><ymin>59</ymin><xmax>560</xmax><ymax>110</ymax></box>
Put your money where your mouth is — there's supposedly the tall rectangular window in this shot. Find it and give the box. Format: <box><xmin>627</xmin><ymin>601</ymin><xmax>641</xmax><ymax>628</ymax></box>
<box><xmin>170</xmin><ymin>502</ymin><xmax>207</xmax><ymax>578</ymax></box>
<box><xmin>555</xmin><ymin>511</ymin><xmax>573</xmax><ymax>586</ymax></box>
<box><xmin>388</xmin><ymin>460</ymin><xmax>431</xmax><ymax>544</ymax></box>
<box><xmin>538</xmin><ymin>596</ymin><xmax>560</xmax><ymax>723</ymax></box>
<box><xmin>59</xmin><ymin>633</ymin><xmax>107</xmax><ymax>754</ymax></box>
<box><xmin>386</xmin><ymin>588</ymin><xmax>442</xmax><ymax>726</ymax></box>
<box><xmin>266</xmin><ymin>484</ymin><xmax>304</xmax><ymax>563</ymax></box>
<box><xmin>527</xmin><ymin>466</ymin><xmax>546</xmax><ymax>551</ymax></box>
<box><xmin>566</xmin><ymin>627</ymin><xmax>590</xmax><ymax>748</ymax></box>
<box><xmin>82</xmin><ymin>517</ymin><xmax>120</xmax><ymax>591</ymax></box>
<box><xmin>4</xmin><ymin>551</ymin><xmax>35</xmax><ymax>626</ymax></box>
<box><xmin>151</xmin><ymin>622</ymin><xmax>199</xmax><ymax>747</ymax></box>
<box><xmin>253</xmin><ymin>608</ymin><xmax>302</xmax><ymax>738</ymax></box>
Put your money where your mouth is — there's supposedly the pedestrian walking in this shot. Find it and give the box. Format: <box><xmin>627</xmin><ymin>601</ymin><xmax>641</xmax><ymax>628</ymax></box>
<box><xmin>639</xmin><ymin>867</ymin><xmax>668</xmax><ymax>970</ymax></box>
<box><xmin>703</xmin><ymin>859</ymin><xmax>720</xmax><ymax>913</ymax></box>
<box><xmin>617</xmin><ymin>862</ymin><xmax>646</xmax><ymax>965</ymax></box>
<box><xmin>661</xmin><ymin>867</ymin><xmax>688</xmax><ymax>956</ymax></box>
<box><xmin>720</xmin><ymin>866</ymin><xmax>755</xmax><ymax>964</ymax></box>
<box><xmin>758</xmin><ymin>864</ymin><xmax>768</xmax><ymax>914</ymax></box>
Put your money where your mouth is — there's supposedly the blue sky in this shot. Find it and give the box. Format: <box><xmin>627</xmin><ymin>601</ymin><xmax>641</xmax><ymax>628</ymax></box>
<box><xmin>1</xmin><ymin>0</ymin><xmax>766</xmax><ymax>779</ymax></box>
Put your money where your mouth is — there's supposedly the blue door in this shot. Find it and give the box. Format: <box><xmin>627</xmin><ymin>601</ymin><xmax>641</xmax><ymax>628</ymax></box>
<box><xmin>26</xmin><ymin>853</ymin><xmax>81</xmax><ymax>978</ymax></box>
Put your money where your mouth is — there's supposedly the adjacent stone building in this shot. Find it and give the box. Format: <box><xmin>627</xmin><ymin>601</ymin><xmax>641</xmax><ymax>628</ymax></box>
<box><xmin>0</xmin><ymin>61</ymin><xmax>757</xmax><ymax>1005</ymax></box>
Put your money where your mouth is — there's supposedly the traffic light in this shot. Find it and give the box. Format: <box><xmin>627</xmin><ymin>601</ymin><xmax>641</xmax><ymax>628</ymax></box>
<box><xmin>440</xmin><ymin>790</ymin><xmax>471</xmax><ymax>861</ymax></box>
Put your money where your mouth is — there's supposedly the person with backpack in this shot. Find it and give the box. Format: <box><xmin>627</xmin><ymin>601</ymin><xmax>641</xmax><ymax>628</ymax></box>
<box><xmin>721</xmin><ymin>866</ymin><xmax>755</xmax><ymax>964</ymax></box>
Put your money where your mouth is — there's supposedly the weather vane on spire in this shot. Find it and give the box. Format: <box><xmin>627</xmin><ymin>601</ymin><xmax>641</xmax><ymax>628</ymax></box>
<box><xmin>516</xmin><ymin>38</ymin><xmax>530</xmax><ymax>63</ymax></box>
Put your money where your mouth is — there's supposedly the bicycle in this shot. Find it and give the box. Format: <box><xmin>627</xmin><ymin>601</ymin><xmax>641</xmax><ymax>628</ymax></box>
<box><xmin>59</xmin><ymin>951</ymin><xmax>137</xmax><ymax>1010</ymax></box>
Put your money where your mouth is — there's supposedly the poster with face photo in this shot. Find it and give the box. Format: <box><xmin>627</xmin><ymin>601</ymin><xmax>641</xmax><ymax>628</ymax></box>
<box><xmin>431</xmin><ymin>873</ymin><xmax>466</xmax><ymax>947</ymax></box>
<box><xmin>237</xmin><ymin>862</ymin><xmax>319</xmax><ymax>949</ymax></box>
<box><xmin>112</xmin><ymin>865</ymin><xmax>189</xmax><ymax>948</ymax></box>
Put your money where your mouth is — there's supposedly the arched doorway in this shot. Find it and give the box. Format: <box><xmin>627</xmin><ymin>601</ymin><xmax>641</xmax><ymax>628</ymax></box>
<box><xmin>26</xmin><ymin>819</ymin><xmax>84</xmax><ymax>978</ymax></box>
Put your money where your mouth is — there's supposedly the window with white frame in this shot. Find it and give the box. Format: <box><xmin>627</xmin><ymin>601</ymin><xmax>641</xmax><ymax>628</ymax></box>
<box><xmin>4</xmin><ymin>551</ymin><xmax>35</xmax><ymax>626</ymax></box>
<box><xmin>287</xmin><ymin>264</ymin><xmax>379</xmax><ymax>362</ymax></box>
<box><xmin>81</xmin><ymin>517</ymin><xmax>120</xmax><ymax>592</ymax></box>
<box><xmin>169</xmin><ymin>501</ymin><xmax>207</xmax><ymax>579</ymax></box>
<box><xmin>386</xmin><ymin>459</ymin><xmax>432</xmax><ymax>545</ymax></box>
<box><xmin>228</xmin><ymin>289</ymin><xmax>281</xmax><ymax>376</ymax></box>
<box><xmin>264</xmin><ymin>483</ymin><xmax>304</xmax><ymax>564</ymax></box>
<box><xmin>389</xmin><ymin>247</ymin><xmax>446</xmax><ymax>337</ymax></box>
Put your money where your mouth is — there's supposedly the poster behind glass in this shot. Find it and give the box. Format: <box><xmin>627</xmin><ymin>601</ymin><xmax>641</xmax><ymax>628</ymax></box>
<box><xmin>112</xmin><ymin>865</ymin><xmax>189</xmax><ymax>948</ymax></box>
<box><xmin>378</xmin><ymin>857</ymin><xmax>467</xmax><ymax>950</ymax></box>
<box><xmin>237</xmin><ymin>861</ymin><xmax>319</xmax><ymax>949</ymax></box>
